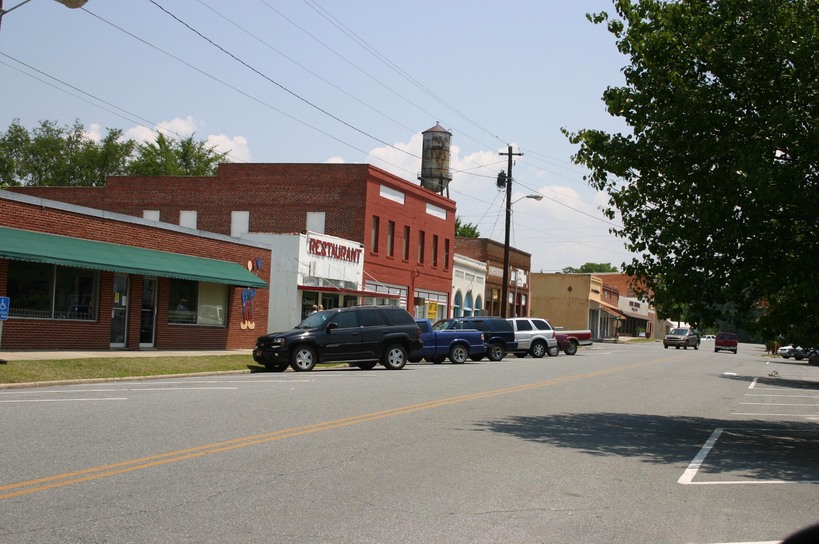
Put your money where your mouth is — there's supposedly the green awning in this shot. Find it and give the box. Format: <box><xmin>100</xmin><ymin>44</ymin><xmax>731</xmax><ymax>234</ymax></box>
<box><xmin>0</xmin><ymin>226</ymin><xmax>267</xmax><ymax>288</ymax></box>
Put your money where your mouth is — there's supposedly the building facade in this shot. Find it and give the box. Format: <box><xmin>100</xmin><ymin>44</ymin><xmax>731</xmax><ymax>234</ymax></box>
<box><xmin>454</xmin><ymin>238</ymin><xmax>532</xmax><ymax>317</ymax></box>
<box><xmin>530</xmin><ymin>272</ymin><xmax>656</xmax><ymax>340</ymax></box>
<box><xmin>13</xmin><ymin>163</ymin><xmax>456</xmax><ymax>320</ymax></box>
<box><xmin>452</xmin><ymin>253</ymin><xmax>487</xmax><ymax>318</ymax></box>
<box><xmin>0</xmin><ymin>191</ymin><xmax>268</xmax><ymax>351</ymax></box>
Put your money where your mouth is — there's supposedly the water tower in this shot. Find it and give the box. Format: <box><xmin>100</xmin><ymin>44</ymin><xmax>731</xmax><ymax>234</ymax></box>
<box><xmin>418</xmin><ymin>123</ymin><xmax>452</xmax><ymax>197</ymax></box>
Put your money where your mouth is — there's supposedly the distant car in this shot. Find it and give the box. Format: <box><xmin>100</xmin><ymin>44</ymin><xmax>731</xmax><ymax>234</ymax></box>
<box><xmin>714</xmin><ymin>332</ymin><xmax>738</xmax><ymax>354</ymax></box>
<box><xmin>663</xmin><ymin>327</ymin><xmax>700</xmax><ymax>350</ymax></box>
<box><xmin>702</xmin><ymin>335</ymin><xmax>715</xmax><ymax>341</ymax></box>
<box><xmin>778</xmin><ymin>344</ymin><xmax>809</xmax><ymax>360</ymax></box>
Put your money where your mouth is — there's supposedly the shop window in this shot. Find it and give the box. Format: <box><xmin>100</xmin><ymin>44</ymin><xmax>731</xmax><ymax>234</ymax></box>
<box><xmin>474</xmin><ymin>296</ymin><xmax>483</xmax><ymax>316</ymax></box>
<box><xmin>453</xmin><ymin>291</ymin><xmax>462</xmax><ymax>318</ymax></box>
<box><xmin>7</xmin><ymin>261</ymin><xmax>97</xmax><ymax>320</ymax></box>
<box><xmin>168</xmin><ymin>279</ymin><xmax>227</xmax><ymax>326</ymax></box>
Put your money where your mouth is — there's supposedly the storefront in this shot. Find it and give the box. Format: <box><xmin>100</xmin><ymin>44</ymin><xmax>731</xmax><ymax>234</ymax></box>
<box><xmin>245</xmin><ymin>231</ymin><xmax>400</xmax><ymax>333</ymax></box>
<box><xmin>0</xmin><ymin>191</ymin><xmax>269</xmax><ymax>351</ymax></box>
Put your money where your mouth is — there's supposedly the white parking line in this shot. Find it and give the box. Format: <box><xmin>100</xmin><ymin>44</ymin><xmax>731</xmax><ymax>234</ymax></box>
<box><xmin>0</xmin><ymin>398</ymin><xmax>127</xmax><ymax>403</ymax></box>
<box><xmin>680</xmin><ymin>428</ymin><xmax>819</xmax><ymax>485</ymax></box>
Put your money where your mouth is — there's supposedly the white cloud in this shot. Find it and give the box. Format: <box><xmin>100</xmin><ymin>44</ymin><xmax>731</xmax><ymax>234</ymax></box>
<box><xmin>206</xmin><ymin>134</ymin><xmax>251</xmax><ymax>162</ymax></box>
<box><xmin>324</xmin><ymin>156</ymin><xmax>346</xmax><ymax>164</ymax></box>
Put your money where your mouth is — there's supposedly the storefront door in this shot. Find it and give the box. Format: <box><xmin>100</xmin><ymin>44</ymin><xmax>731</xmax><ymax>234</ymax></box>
<box><xmin>110</xmin><ymin>274</ymin><xmax>129</xmax><ymax>348</ymax></box>
<box><xmin>140</xmin><ymin>277</ymin><xmax>157</xmax><ymax>347</ymax></box>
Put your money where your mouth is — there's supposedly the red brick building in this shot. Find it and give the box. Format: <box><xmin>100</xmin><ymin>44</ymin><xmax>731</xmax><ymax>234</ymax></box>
<box><xmin>455</xmin><ymin>237</ymin><xmax>532</xmax><ymax>317</ymax></box>
<box><xmin>14</xmin><ymin>163</ymin><xmax>456</xmax><ymax>320</ymax></box>
<box><xmin>0</xmin><ymin>191</ymin><xmax>268</xmax><ymax>351</ymax></box>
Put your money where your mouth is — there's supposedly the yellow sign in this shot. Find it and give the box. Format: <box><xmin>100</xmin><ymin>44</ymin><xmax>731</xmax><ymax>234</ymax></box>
<box><xmin>427</xmin><ymin>301</ymin><xmax>438</xmax><ymax>319</ymax></box>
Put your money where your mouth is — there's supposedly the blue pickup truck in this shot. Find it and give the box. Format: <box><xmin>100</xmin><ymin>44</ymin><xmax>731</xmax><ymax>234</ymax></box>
<box><xmin>410</xmin><ymin>319</ymin><xmax>486</xmax><ymax>364</ymax></box>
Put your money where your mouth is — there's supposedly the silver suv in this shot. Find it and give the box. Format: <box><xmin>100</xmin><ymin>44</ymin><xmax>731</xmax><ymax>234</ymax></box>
<box><xmin>507</xmin><ymin>318</ymin><xmax>560</xmax><ymax>358</ymax></box>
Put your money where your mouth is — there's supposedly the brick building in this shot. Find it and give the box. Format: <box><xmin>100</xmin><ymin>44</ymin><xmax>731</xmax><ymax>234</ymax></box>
<box><xmin>454</xmin><ymin>237</ymin><xmax>532</xmax><ymax>317</ymax></box>
<box><xmin>13</xmin><ymin>163</ymin><xmax>456</xmax><ymax>321</ymax></box>
<box><xmin>0</xmin><ymin>191</ymin><xmax>268</xmax><ymax>351</ymax></box>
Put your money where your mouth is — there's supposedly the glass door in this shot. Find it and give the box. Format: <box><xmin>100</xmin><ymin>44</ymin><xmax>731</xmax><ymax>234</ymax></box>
<box><xmin>140</xmin><ymin>277</ymin><xmax>157</xmax><ymax>347</ymax></box>
<box><xmin>110</xmin><ymin>274</ymin><xmax>129</xmax><ymax>348</ymax></box>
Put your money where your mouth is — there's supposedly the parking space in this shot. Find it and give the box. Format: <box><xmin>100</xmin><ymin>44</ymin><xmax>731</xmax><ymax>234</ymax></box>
<box><xmin>679</xmin><ymin>427</ymin><xmax>819</xmax><ymax>485</ymax></box>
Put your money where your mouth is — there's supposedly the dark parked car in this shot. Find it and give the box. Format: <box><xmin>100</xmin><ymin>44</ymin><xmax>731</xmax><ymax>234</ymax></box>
<box><xmin>714</xmin><ymin>332</ymin><xmax>738</xmax><ymax>354</ymax></box>
<box><xmin>663</xmin><ymin>327</ymin><xmax>701</xmax><ymax>350</ymax></box>
<box><xmin>253</xmin><ymin>306</ymin><xmax>422</xmax><ymax>372</ymax></box>
<box><xmin>435</xmin><ymin>317</ymin><xmax>518</xmax><ymax>361</ymax></box>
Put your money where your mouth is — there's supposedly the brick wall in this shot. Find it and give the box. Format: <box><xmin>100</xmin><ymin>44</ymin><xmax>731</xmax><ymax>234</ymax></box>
<box><xmin>12</xmin><ymin>162</ymin><xmax>457</xmax><ymax>313</ymax></box>
<box><xmin>0</xmin><ymin>196</ymin><xmax>269</xmax><ymax>351</ymax></box>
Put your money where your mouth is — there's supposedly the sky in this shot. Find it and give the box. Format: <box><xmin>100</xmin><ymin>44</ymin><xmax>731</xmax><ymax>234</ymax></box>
<box><xmin>0</xmin><ymin>0</ymin><xmax>635</xmax><ymax>273</ymax></box>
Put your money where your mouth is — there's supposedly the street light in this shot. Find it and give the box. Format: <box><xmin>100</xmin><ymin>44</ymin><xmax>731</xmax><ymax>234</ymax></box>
<box><xmin>500</xmin><ymin>187</ymin><xmax>543</xmax><ymax>318</ymax></box>
<box><xmin>0</xmin><ymin>0</ymin><xmax>88</xmax><ymax>31</ymax></box>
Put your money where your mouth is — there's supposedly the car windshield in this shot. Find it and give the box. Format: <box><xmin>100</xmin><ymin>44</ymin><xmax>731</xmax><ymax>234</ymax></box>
<box><xmin>295</xmin><ymin>310</ymin><xmax>333</xmax><ymax>329</ymax></box>
<box><xmin>669</xmin><ymin>328</ymin><xmax>689</xmax><ymax>335</ymax></box>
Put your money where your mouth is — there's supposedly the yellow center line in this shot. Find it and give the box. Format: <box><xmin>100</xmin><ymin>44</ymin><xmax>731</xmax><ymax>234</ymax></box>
<box><xmin>1</xmin><ymin>358</ymin><xmax>661</xmax><ymax>500</ymax></box>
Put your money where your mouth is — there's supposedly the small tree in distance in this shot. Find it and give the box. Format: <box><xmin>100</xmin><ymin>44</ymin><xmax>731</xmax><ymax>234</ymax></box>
<box><xmin>562</xmin><ymin>262</ymin><xmax>620</xmax><ymax>274</ymax></box>
<box><xmin>455</xmin><ymin>216</ymin><xmax>480</xmax><ymax>238</ymax></box>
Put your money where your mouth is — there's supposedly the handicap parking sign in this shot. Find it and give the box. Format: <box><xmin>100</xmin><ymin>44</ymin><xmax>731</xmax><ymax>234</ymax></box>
<box><xmin>0</xmin><ymin>296</ymin><xmax>9</xmax><ymax>321</ymax></box>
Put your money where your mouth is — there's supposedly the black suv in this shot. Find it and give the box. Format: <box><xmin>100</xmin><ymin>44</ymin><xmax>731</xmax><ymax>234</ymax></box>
<box><xmin>434</xmin><ymin>317</ymin><xmax>518</xmax><ymax>361</ymax></box>
<box><xmin>253</xmin><ymin>306</ymin><xmax>422</xmax><ymax>372</ymax></box>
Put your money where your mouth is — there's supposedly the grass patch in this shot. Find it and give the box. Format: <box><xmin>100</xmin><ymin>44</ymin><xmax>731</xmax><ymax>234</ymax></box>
<box><xmin>0</xmin><ymin>355</ymin><xmax>263</xmax><ymax>384</ymax></box>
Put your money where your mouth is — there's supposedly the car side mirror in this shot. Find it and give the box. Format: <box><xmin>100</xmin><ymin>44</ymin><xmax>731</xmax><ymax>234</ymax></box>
<box><xmin>326</xmin><ymin>322</ymin><xmax>338</xmax><ymax>332</ymax></box>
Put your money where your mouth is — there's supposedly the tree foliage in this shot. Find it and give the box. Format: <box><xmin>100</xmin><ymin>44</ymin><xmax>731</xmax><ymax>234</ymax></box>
<box><xmin>0</xmin><ymin>120</ymin><xmax>229</xmax><ymax>188</ymax></box>
<box><xmin>562</xmin><ymin>262</ymin><xmax>620</xmax><ymax>274</ymax></box>
<box><xmin>564</xmin><ymin>0</ymin><xmax>819</xmax><ymax>343</ymax></box>
<box><xmin>0</xmin><ymin>119</ymin><xmax>134</xmax><ymax>187</ymax></box>
<box><xmin>124</xmin><ymin>133</ymin><xmax>228</xmax><ymax>176</ymax></box>
<box><xmin>455</xmin><ymin>216</ymin><xmax>480</xmax><ymax>238</ymax></box>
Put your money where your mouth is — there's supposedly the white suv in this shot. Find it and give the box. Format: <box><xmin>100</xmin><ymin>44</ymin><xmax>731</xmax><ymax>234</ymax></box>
<box><xmin>507</xmin><ymin>318</ymin><xmax>560</xmax><ymax>358</ymax></box>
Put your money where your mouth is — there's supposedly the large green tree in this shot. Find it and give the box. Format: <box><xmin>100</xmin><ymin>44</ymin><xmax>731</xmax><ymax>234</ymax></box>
<box><xmin>0</xmin><ymin>119</ymin><xmax>134</xmax><ymax>187</ymax></box>
<box><xmin>564</xmin><ymin>0</ymin><xmax>818</xmax><ymax>343</ymax></box>
<box><xmin>0</xmin><ymin>120</ymin><xmax>229</xmax><ymax>188</ymax></box>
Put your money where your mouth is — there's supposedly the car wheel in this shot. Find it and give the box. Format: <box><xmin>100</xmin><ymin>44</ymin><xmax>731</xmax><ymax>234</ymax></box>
<box><xmin>676</xmin><ymin>346</ymin><xmax>680</xmax><ymax>349</ymax></box>
<box><xmin>264</xmin><ymin>362</ymin><xmax>288</xmax><ymax>372</ymax></box>
<box><xmin>530</xmin><ymin>340</ymin><xmax>547</xmax><ymax>358</ymax></box>
<box><xmin>487</xmin><ymin>343</ymin><xmax>505</xmax><ymax>361</ymax></box>
<box><xmin>547</xmin><ymin>344</ymin><xmax>560</xmax><ymax>357</ymax></box>
<box><xmin>664</xmin><ymin>344</ymin><xmax>668</xmax><ymax>349</ymax></box>
<box><xmin>290</xmin><ymin>346</ymin><xmax>317</xmax><ymax>372</ymax></box>
<box><xmin>356</xmin><ymin>362</ymin><xmax>377</xmax><ymax>370</ymax></box>
<box><xmin>693</xmin><ymin>342</ymin><xmax>699</xmax><ymax>350</ymax></box>
<box><xmin>564</xmin><ymin>342</ymin><xmax>578</xmax><ymax>356</ymax></box>
<box><xmin>449</xmin><ymin>345</ymin><xmax>468</xmax><ymax>364</ymax></box>
<box><xmin>714</xmin><ymin>348</ymin><xmax>718</xmax><ymax>353</ymax></box>
<box><xmin>382</xmin><ymin>344</ymin><xmax>407</xmax><ymax>370</ymax></box>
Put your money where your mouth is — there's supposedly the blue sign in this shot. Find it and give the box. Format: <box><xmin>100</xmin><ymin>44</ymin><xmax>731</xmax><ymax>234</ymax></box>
<box><xmin>0</xmin><ymin>296</ymin><xmax>9</xmax><ymax>321</ymax></box>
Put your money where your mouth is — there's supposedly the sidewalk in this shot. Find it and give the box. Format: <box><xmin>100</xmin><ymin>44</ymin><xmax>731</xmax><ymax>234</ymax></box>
<box><xmin>0</xmin><ymin>349</ymin><xmax>253</xmax><ymax>362</ymax></box>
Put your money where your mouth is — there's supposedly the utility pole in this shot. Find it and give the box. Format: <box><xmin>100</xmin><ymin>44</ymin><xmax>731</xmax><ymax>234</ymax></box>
<box><xmin>499</xmin><ymin>145</ymin><xmax>523</xmax><ymax>318</ymax></box>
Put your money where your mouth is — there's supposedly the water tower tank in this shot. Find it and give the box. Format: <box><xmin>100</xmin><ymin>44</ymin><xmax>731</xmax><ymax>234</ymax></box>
<box><xmin>418</xmin><ymin>123</ymin><xmax>452</xmax><ymax>194</ymax></box>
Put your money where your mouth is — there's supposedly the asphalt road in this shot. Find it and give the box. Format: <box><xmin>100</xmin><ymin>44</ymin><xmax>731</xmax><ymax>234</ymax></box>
<box><xmin>1</xmin><ymin>342</ymin><xmax>817</xmax><ymax>544</ymax></box>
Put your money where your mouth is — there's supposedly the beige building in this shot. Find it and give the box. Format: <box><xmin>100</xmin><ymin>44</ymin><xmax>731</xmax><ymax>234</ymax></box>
<box><xmin>530</xmin><ymin>273</ymin><xmax>632</xmax><ymax>340</ymax></box>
